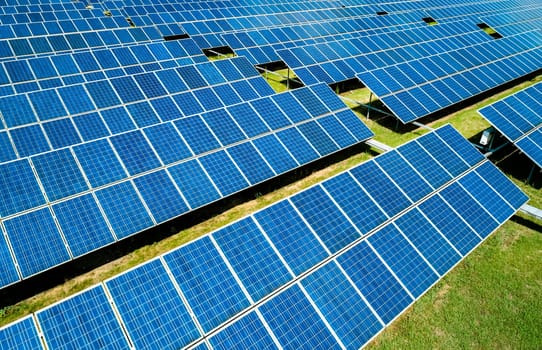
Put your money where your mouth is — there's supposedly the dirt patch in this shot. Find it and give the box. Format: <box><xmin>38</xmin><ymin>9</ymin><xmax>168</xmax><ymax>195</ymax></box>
<box><xmin>433</xmin><ymin>284</ymin><xmax>451</xmax><ymax>310</ymax></box>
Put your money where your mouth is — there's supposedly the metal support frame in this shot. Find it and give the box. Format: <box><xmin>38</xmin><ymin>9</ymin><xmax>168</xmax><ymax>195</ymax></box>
<box><xmin>527</xmin><ymin>163</ymin><xmax>536</xmax><ymax>185</ymax></box>
<box><xmin>255</xmin><ymin>66</ymin><xmax>301</xmax><ymax>88</ymax></box>
<box><xmin>339</xmin><ymin>96</ymin><xmax>395</xmax><ymax>118</ymax></box>
<box><xmin>411</xmin><ymin>121</ymin><xmax>434</xmax><ymax>131</ymax></box>
<box><xmin>367</xmin><ymin>92</ymin><xmax>372</xmax><ymax>120</ymax></box>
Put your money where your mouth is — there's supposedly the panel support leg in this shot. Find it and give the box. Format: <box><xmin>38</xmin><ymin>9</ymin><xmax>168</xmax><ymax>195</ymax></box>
<box><xmin>527</xmin><ymin>163</ymin><xmax>536</xmax><ymax>185</ymax></box>
<box><xmin>367</xmin><ymin>92</ymin><xmax>373</xmax><ymax>120</ymax></box>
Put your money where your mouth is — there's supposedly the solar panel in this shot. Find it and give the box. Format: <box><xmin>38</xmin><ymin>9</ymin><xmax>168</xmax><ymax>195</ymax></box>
<box><xmin>0</xmin><ymin>317</ymin><xmax>43</xmax><ymax>350</ymax></box>
<box><xmin>478</xmin><ymin>82</ymin><xmax>542</xmax><ymax>168</ymax></box>
<box><xmin>2</xmin><ymin>124</ymin><xmax>528</xmax><ymax>347</ymax></box>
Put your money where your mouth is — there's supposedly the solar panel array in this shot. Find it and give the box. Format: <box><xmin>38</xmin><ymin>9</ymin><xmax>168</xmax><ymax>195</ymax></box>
<box><xmin>0</xmin><ymin>125</ymin><xmax>528</xmax><ymax>349</ymax></box>
<box><xmin>478</xmin><ymin>82</ymin><xmax>542</xmax><ymax>168</ymax></box>
<box><xmin>0</xmin><ymin>64</ymin><xmax>373</xmax><ymax>289</ymax></box>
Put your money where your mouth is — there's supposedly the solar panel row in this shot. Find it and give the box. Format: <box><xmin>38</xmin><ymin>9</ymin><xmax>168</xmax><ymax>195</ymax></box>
<box><xmin>0</xmin><ymin>56</ymin><xmax>272</xmax><ymax>161</ymax></box>
<box><xmin>478</xmin><ymin>82</ymin><xmax>542</xmax><ymax>168</ymax></box>
<box><xmin>0</xmin><ymin>81</ymin><xmax>373</xmax><ymax>288</ymax></box>
<box><xmin>278</xmin><ymin>19</ymin><xmax>491</xmax><ymax>85</ymax></box>
<box><xmin>0</xmin><ymin>125</ymin><xmax>527</xmax><ymax>349</ymax></box>
<box><xmin>360</xmin><ymin>30</ymin><xmax>542</xmax><ymax>123</ymax></box>
<box><xmin>0</xmin><ymin>38</ymin><xmax>206</xmax><ymax>96</ymax></box>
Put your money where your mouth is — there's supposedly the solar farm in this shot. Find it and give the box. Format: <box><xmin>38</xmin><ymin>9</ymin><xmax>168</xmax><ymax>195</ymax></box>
<box><xmin>0</xmin><ymin>0</ymin><xmax>541</xmax><ymax>348</ymax></box>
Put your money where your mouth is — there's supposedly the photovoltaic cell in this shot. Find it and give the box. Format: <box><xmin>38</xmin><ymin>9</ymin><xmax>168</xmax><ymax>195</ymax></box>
<box><xmin>133</xmin><ymin>170</ymin><xmax>188</xmax><ymax>223</ymax></box>
<box><xmin>209</xmin><ymin>311</ymin><xmax>277</xmax><ymax>350</ymax></box>
<box><xmin>338</xmin><ymin>241</ymin><xmax>413</xmax><ymax>324</ymax></box>
<box><xmin>227</xmin><ymin>142</ymin><xmax>275</xmax><ymax>184</ymax></box>
<box><xmin>368</xmin><ymin>224</ymin><xmax>438</xmax><ymax>297</ymax></box>
<box><xmin>199</xmin><ymin>150</ymin><xmax>249</xmax><ymax>196</ymax></box>
<box><xmin>252</xmin><ymin>134</ymin><xmax>298</xmax><ymax>174</ymax></box>
<box><xmin>110</xmin><ymin>131</ymin><xmax>161</xmax><ymax>175</ymax></box>
<box><xmin>394</xmin><ymin>208</ymin><xmax>461</xmax><ymax>275</ymax></box>
<box><xmin>260</xmin><ymin>284</ymin><xmax>341</xmax><ymax>349</ymax></box>
<box><xmin>4</xmin><ymin>208</ymin><xmax>70</xmax><ymax>278</ymax></box>
<box><xmin>37</xmin><ymin>286</ymin><xmax>130</xmax><ymax>350</ymax></box>
<box><xmin>95</xmin><ymin>181</ymin><xmax>153</xmax><ymax>239</ymax></box>
<box><xmin>74</xmin><ymin>139</ymin><xmax>127</xmax><ymax>188</ymax></box>
<box><xmin>291</xmin><ymin>185</ymin><xmax>360</xmax><ymax>253</ymax></box>
<box><xmin>254</xmin><ymin>200</ymin><xmax>328</xmax><ymax>276</ymax></box>
<box><xmin>168</xmin><ymin>160</ymin><xmax>221</xmax><ymax>209</ymax></box>
<box><xmin>323</xmin><ymin>173</ymin><xmax>388</xmax><ymax>234</ymax></box>
<box><xmin>164</xmin><ymin>236</ymin><xmax>251</xmax><ymax>333</ymax></box>
<box><xmin>53</xmin><ymin>194</ymin><xmax>114</xmax><ymax>257</ymax></box>
<box><xmin>214</xmin><ymin>217</ymin><xmax>292</xmax><ymax>302</ymax></box>
<box><xmin>106</xmin><ymin>260</ymin><xmax>201</xmax><ymax>350</ymax></box>
<box><xmin>0</xmin><ymin>160</ymin><xmax>45</xmax><ymax>217</ymax></box>
<box><xmin>0</xmin><ymin>317</ymin><xmax>43</xmax><ymax>350</ymax></box>
<box><xmin>301</xmin><ymin>261</ymin><xmax>383</xmax><ymax>349</ymax></box>
<box><xmin>418</xmin><ymin>194</ymin><xmax>480</xmax><ymax>256</ymax></box>
<box><xmin>31</xmin><ymin>149</ymin><xmax>88</xmax><ymax>201</ymax></box>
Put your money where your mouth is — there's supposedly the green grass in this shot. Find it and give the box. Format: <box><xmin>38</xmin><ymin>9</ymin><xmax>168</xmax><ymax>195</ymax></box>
<box><xmin>0</xmin><ymin>73</ymin><xmax>541</xmax><ymax>350</ymax></box>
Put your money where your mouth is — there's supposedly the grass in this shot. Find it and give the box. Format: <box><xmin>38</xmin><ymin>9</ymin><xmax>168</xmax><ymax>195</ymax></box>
<box><xmin>1</xmin><ymin>72</ymin><xmax>541</xmax><ymax>350</ymax></box>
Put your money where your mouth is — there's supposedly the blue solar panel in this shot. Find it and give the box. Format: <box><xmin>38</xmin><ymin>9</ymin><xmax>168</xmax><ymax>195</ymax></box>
<box><xmin>143</xmin><ymin>123</ymin><xmax>192</xmax><ymax>165</ymax></box>
<box><xmin>368</xmin><ymin>224</ymin><xmax>438</xmax><ymax>298</ymax></box>
<box><xmin>474</xmin><ymin>161</ymin><xmax>530</xmax><ymax>210</ymax></box>
<box><xmin>126</xmin><ymin>101</ymin><xmax>161</xmax><ymax>127</ymax></box>
<box><xmin>133</xmin><ymin>170</ymin><xmax>189</xmax><ymax>223</ymax></box>
<box><xmin>338</xmin><ymin>241</ymin><xmax>413</xmax><ymax>324</ymax></box>
<box><xmin>350</xmin><ymin>160</ymin><xmax>412</xmax><ymax>217</ymax></box>
<box><xmin>106</xmin><ymin>259</ymin><xmax>201</xmax><ymax>350</ymax></box>
<box><xmin>441</xmin><ymin>183</ymin><xmax>498</xmax><ymax>238</ymax></box>
<box><xmin>213</xmin><ymin>217</ymin><xmax>292</xmax><ymax>302</ymax></box>
<box><xmin>376</xmin><ymin>150</ymin><xmax>433</xmax><ymax>202</ymax></box>
<box><xmin>209</xmin><ymin>311</ymin><xmax>277</xmax><ymax>350</ymax></box>
<box><xmin>10</xmin><ymin>125</ymin><xmax>50</xmax><ymax>157</ymax></box>
<box><xmin>459</xmin><ymin>172</ymin><xmax>514</xmax><ymax>222</ymax></box>
<box><xmin>28</xmin><ymin>89</ymin><xmax>66</xmax><ymax>120</ymax></box>
<box><xmin>397</xmin><ymin>139</ymin><xmax>452</xmax><ymax>189</ymax></box>
<box><xmin>394</xmin><ymin>208</ymin><xmax>461</xmax><ymax>275</ymax></box>
<box><xmin>297</xmin><ymin>121</ymin><xmax>338</xmax><ymax>156</ymax></box>
<box><xmin>174</xmin><ymin>116</ymin><xmax>221</xmax><ymax>154</ymax></box>
<box><xmin>110</xmin><ymin>131</ymin><xmax>161</xmax><ymax>175</ymax></box>
<box><xmin>0</xmin><ymin>160</ymin><xmax>45</xmax><ymax>217</ymax></box>
<box><xmin>227</xmin><ymin>142</ymin><xmax>275</xmax><ymax>184</ymax></box>
<box><xmin>0</xmin><ymin>317</ymin><xmax>43</xmax><ymax>350</ymax></box>
<box><xmin>58</xmin><ymin>85</ymin><xmax>95</xmax><ymax>115</ymax></box>
<box><xmin>301</xmin><ymin>261</ymin><xmax>383</xmax><ymax>348</ymax></box>
<box><xmin>74</xmin><ymin>139</ymin><xmax>127</xmax><ymax>188</ymax></box>
<box><xmin>478</xmin><ymin>82</ymin><xmax>542</xmax><ymax>168</ymax></box>
<box><xmin>252</xmin><ymin>134</ymin><xmax>298</xmax><ymax>174</ymax></box>
<box><xmin>276</xmin><ymin>127</ymin><xmax>320</xmax><ymax>165</ymax></box>
<box><xmin>95</xmin><ymin>181</ymin><xmax>153</xmax><ymax>239</ymax></box>
<box><xmin>4</xmin><ymin>208</ymin><xmax>70</xmax><ymax>278</ymax></box>
<box><xmin>73</xmin><ymin>112</ymin><xmax>110</xmax><ymax>141</ymax></box>
<box><xmin>202</xmin><ymin>109</ymin><xmax>246</xmax><ymax>146</ymax></box>
<box><xmin>168</xmin><ymin>160</ymin><xmax>221</xmax><ymax>209</ymax></box>
<box><xmin>250</xmin><ymin>97</ymin><xmax>292</xmax><ymax>130</ymax></box>
<box><xmin>416</xmin><ymin>132</ymin><xmax>469</xmax><ymax>177</ymax></box>
<box><xmin>0</xmin><ymin>227</ymin><xmax>18</xmax><ymax>288</ymax></box>
<box><xmin>0</xmin><ymin>132</ymin><xmax>16</xmax><ymax>163</ymax></box>
<box><xmin>100</xmin><ymin>107</ymin><xmax>136</xmax><ymax>134</ymax></box>
<box><xmin>32</xmin><ymin>149</ymin><xmax>88</xmax><ymax>201</ymax></box>
<box><xmin>42</xmin><ymin>118</ymin><xmax>82</xmax><ymax>149</ymax></box>
<box><xmin>291</xmin><ymin>185</ymin><xmax>360</xmax><ymax>253</ymax></box>
<box><xmin>199</xmin><ymin>150</ymin><xmax>249</xmax><ymax>196</ymax></box>
<box><xmin>259</xmin><ymin>284</ymin><xmax>341</xmax><ymax>349</ymax></box>
<box><xmin>317</xmin><ymin>115</ymin><xmax>357</xmax><ymax>148</ymax></box>
<box><xmin>164</xmin><ymin>236</ymin><xmax>251</xmax><ymax>333</ymax></box>
<box><xmin>37</xmin><ymin>286</ymin><xmax>130</xmax><ymax>350</ymax></box>
<box><xmin>254</xmin><ymin>200</ymin><xmax>328</xmax><ymax>276</ymax></box>
<box><xmin>323</xmin><ymin>172</ymin><xmax>388</xmax><ymax>234</ymax></box>
<box><xmin>53</xmin><ymin>194</ymin><xmax>115</xmax><ymax>257</ymax></box>
<box><xmin>419</xmin><ymin>193</ymin><xmax>481</xmax><ymax>256</ymax></box>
